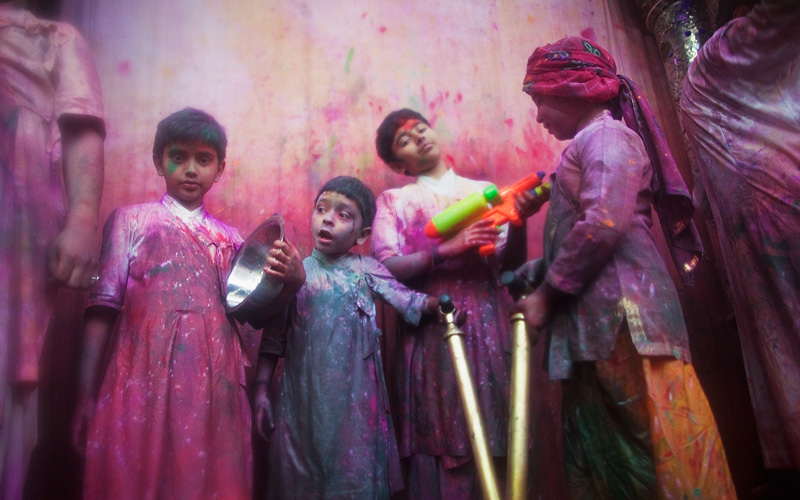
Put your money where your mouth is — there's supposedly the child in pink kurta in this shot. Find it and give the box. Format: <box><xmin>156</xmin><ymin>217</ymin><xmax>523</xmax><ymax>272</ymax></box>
<box><xmin>72</xmin><ymin>109</ymin><xmax>256</xmax><ymax>500</ymax></box>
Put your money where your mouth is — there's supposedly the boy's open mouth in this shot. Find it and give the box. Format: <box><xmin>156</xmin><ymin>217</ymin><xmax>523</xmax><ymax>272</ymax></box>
<box><xmin>317</xmin><ymin>229</ymin><xmax>333</xmax><ymax>243</ymax></box>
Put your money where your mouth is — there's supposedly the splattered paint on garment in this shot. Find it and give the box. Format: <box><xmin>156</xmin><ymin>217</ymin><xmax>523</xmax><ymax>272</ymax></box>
<box><xmin>84</xmin><ymin>195</ymin><xmax>254</xmax><ymax>500</ymax></box>
<box><xmin>681</xmin><ymin>0</ymin><xmax>800</xmax><ymax>470</ymax></box>
<box><xmin>371</xmin><ymin>170</ymin><xmax>513</xmax><ymax>460</ymax></box>
<box><xmin>262</xmin><ymin>249</ymin><xmax>429</xmax><ymax>499</ymax></box>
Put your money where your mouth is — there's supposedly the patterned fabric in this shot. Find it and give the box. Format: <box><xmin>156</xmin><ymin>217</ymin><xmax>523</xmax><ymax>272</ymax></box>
<box><xmin>523</xmin><ymin>36</ymin><xmax>703</xmax><ymax>285</ymax></box>
<box><xmin>0</xmin><ymin>5</ymin><xmax>104</xmax><ymax>498</ymax></box>
<box><xmin>522</xmin><ymin>37</ymin><xmax>620</xmax><ymax>103</ymax></box>
<box><xmin>84</xmin><ymin>196</ymin><xmax>253</xmax><ymax>500</ymax></box>
<box><xmin>681</xmin><ymin>0</ymin><xmax>800</xmax><ymax>470</ymax></box>
<box><xmin>562</xmin><ymin>327</ymin><xmax>735</xmax><ymax>500</ymax></box>
<box><xmin>261</xmin><ymin>249</ymin><xmax>428</xmax><ymax>499</ymax></box>
<box><xmin>371</xmin><ymin>171</ymin><xmax>513</xmax><ymax>461</ymax></box>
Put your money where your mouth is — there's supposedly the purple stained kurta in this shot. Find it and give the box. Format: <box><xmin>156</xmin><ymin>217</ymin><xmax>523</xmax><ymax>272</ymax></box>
<box><xmin>681</xmin><ymin>0</ymin><xmax>800</xmax><ymax>470</ymax></box>
<box><xmin>535</xmin><ymin>111</ymin><xmax>691</xmax><ymax>380</ymax></box>
<box><xmin>84</xmin><ymin>195</ymin><xmax>255</xmax><ymax>500</ymax></box>
<box><xmin>260</xmin><ymin>249</ymin><xmax>428</xmax><ymax>499</ymax></box>
<box><xmin>371</xmin><ymin>170</ymin><xmax>512</xmax><ymax>459</ymax></box>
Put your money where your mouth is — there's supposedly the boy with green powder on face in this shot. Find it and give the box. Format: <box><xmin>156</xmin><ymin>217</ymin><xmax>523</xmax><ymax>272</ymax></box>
<box><xmin>72</xmin><ymin>108</ymin><xmax>256</xmax><ymax>500</ymax></box>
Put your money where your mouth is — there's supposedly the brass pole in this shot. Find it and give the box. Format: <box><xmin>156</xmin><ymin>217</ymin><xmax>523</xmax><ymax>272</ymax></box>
<box><xmin>438</xmin><ymin>295</ymin><xmax>501</xmax><ymax>500</ymax></box>
<box><xmin>506</xmin><ymin>311</ymin><xmax>530</xmax><ymax>500</ymax></box>
<box><xmin>501</xmin><ymin>271</ymin><xmax>535</xmax><ymax>500</ymax></box>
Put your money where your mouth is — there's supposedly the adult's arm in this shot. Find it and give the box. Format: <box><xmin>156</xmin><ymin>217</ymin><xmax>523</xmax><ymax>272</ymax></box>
<box><xmin>48</xmin><ymin>116</ymin><xmax>105</xmax><ymax>289</ymax></box>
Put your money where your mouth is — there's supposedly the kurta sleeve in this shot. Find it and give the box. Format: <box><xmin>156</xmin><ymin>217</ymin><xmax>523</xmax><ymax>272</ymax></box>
<box><xmin>363</xmin><ymin>257</ymin><xmax>428</xmax><ymax>326</ymax></box>
<box><xmin>371</xmin><ymin>190</ymin><xmax>405</xmax><ymax>262</ymax></box>
<box><xmin>88</xmin><ymin>207</ymin><xmax>132</xmax><ymax>310</ymax></box>
<box><xmin>257</xmin><ymin>299</ymin><xmax>292</xmax><ymax>357</ymax></box>
<box><xmin>546</xmin><ymin>124</ymin><xmax>647</xmax><ymax>295</ymax></box>
<box><xmin>52</xmin><ymin>22</ymin><xmax>104</xmax><ymax>133</ymax></box>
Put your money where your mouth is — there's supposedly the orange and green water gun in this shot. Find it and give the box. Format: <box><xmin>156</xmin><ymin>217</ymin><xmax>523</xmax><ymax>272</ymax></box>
<box><xmin>425</xmin><ymin>171</ymin><xmax>551</xmax><ymax>256</ymax></box>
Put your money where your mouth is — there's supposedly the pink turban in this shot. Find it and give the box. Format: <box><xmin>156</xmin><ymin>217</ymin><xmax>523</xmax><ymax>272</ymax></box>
<box><xmin>522</xmin><ymin>37</ymin><xmax>621</xmax><ymax>102</ymax></box>
<box><xmin>523</xmin><ymin>36</ymin><xmax>705</xmax><ymax>284</ymax></box>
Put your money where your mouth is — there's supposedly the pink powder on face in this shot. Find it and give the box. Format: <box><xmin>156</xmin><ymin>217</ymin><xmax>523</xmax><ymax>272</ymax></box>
<box><xmin>400</xmin><ymin>119</ymin><xmax>420</xmax><ymax>132</ymax></box>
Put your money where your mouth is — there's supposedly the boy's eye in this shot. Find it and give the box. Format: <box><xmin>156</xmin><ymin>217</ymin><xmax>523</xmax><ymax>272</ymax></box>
<box><xmin>339</xmin><ymin>212</ymin><xmax>351</xmax><ymax>220</ymax></box>
<box><xmin>170</xmin><ymin>154</ymin><xmax>185</xmax><ymax>163</ymax></box>
<box><xmin>197</xmin><ymin>155</ymin><xmax>212</xmax><ymax>165</ymax></box>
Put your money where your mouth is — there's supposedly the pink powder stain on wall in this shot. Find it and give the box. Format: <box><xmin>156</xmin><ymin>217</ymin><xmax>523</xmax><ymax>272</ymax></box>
<box><xmin>117</xmin><ymin>60</ymin><xmax>131</xmax><ymax>76</ymax></box>
<box><xmin>580</xmin><ymin>27</ymin><xmax>597</xmax><ymax>41</ymax></box>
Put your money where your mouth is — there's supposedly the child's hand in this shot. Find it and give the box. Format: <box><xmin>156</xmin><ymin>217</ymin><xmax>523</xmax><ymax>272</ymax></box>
<box><xmin>424</xmin><ymin>296</ymin><xmax>467</xmax><ymax>326</ymax></box>
<box><xmin>423</xmin><ymin>296</ymin><xmax>439</xmax><ymax>315</ymax></box>
<box><xmin>253</xmin><ymin>385</ymin><xmax>274</xmax><ymax>441</ymax></box>
<box><xmin>513</xmin><ymin>282</ymin><xmax>563</xmax><ymax>332</ymax></box>
<box><xmin>513</xmin><ymin>189</ymin><xmax>549</xmax><ymax>220</ymax></box>
<box><xmin>265</xmin><ymin>239</ymin><xmax>306</xmax><ymax>292</ymax></box>
<box><xmin>439</xmin><ymin>219</ymin><xmax>500</xmax><ymax>258</ymax></box>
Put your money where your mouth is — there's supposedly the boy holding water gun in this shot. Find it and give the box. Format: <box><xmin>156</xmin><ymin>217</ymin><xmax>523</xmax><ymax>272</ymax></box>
<box><xmin>515</xmin><ymin>37</ymin><xmax>735</xmax><ymax>499</ymax></box>
<box><xmin>370</xmin><ymin>108</ymin><xmax>547</xmax><ymax>499</ymax></box>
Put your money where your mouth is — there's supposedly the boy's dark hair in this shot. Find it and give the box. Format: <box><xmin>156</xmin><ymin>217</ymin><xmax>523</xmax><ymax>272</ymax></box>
<box><xmin>375</xmin><ymin>108</ymin><xmax>430</xmax><ymax>166</ymax></box>
<box><xmin>152</xmin><ymin>107</ymin><xmax>227</xmax><ymax>163</ymax></box>
<box><xmin>315</xmin><ymin>176</ymin><xmax>376</xmax><ymax>228</ymax></box>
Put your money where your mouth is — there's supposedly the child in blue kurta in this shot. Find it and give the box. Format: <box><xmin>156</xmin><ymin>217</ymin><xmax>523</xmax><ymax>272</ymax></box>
<box><xmin>251</xmin><ymin>176</ymin><xmax>438</xmax><ymax>499</ymax></box>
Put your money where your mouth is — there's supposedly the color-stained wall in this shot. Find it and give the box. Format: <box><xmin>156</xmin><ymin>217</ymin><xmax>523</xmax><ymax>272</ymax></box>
<box><xmin>31</xmin><ymin>1</ymin><xmax>743</xmax><ymax>499</ymax></box>
<box><xmin>61</xmin><ymin>0</ymin><xmax>686</xmax><ymax>260</ymax></box>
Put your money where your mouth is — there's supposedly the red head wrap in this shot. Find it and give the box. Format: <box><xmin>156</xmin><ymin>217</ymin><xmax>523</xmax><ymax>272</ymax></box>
<box><xmin>523</xmin><ymin>36</ymin><xmax>705</xmax><ymax>284</ymax></box>
<box><xmin>522</xmin><ymin>37</ymin><xmax>621</xmax><ymax>102</ymax></box>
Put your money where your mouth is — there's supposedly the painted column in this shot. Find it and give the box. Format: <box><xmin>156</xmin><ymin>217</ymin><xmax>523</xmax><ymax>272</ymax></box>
<box><xmin>631</xmin><ymin>0</ymin><xmax>714</xmax><ymax>107</ymax></box>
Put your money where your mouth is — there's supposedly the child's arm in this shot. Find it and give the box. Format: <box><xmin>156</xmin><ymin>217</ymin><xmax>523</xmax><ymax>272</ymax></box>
<box><xmin>71</xmin><ymin>304</ymin><xmax>119</xmax><ymax>453</ymax></box>
<box><xmin>253</xmin><ymin>352</ymin><xmax>280</xmax><ymax>441</ymax></box>
<box><xmin>500</xmin><ymin>189</ymin><xmax>551</xmax><ymax>271</ymax></box>
<box><xmin>383</xmin><ymin>219</ymin><xmax>500</xmax><ymax>282</ymax></box>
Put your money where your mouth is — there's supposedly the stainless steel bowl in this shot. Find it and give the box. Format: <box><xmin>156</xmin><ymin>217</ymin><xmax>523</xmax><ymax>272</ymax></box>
<box><xmin>225</xmin><ymin>215</ymin><xmax>285</xmax><ymax>312</ymax></box>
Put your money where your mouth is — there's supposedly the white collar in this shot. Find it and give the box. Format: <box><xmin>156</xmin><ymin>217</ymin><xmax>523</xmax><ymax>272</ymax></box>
<box><xmin>416</xmin><ymin>168</ymin><xmax>458</xmax><ymax>196</ymax></box>
<box><xmin>162</xmin><ymin>194</ymin><xmax>204</xmax><ymax>223</ymax></box>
